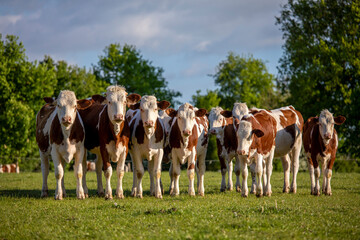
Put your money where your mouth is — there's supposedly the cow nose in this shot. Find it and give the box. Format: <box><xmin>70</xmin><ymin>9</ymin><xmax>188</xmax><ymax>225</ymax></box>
<box><xmin>210</xmin><ymin>129</ymin><xmax>216</xmax><ymax>135</ymax></box>
<box><xmin>183</xmin><ymin>130</ymin><xmax>191</xmax><ymax>136</ymax></box>
<box><xmin>144</xmin><ymin>120</ymin><xmax>154</xmax><ymax>127</ymax></box>
<box><xmin>237</xmin><ymin>150</ymin><xmax>246</xmax><ymax>155</ymax></box>
<box><xmin>324</xmin><ymin>133</ymin><xmax>331</xmax><ymax>139</ymax></box>
<box><xmin>62</xmin><ymin>116</ymin><xmax>71</xmax><ymax>123</ymax></box>
<box><xmin>114</xmin><ymin>114</ymin><xmax>124</xmax><ymax>122</ymax></box>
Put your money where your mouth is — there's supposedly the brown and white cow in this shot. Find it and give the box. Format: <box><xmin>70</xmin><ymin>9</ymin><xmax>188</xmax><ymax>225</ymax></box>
<box><xmin>222</xmin><ymin>105</ymin><xmax>303</xmax><ymax>196</ymax></box>
<box><xmin>166</xmin><ymin>103</ymin><xmax>209</xmax><ymax>196</ymax></box>
<box><xmin>79</xmin><ymin>86</ymin><xmax>141</xmax><ymax>199</ymax></box>
<box><xmin>235</xmin><ymin>110</ymin><xmax>277</xmax><ymax>197</ymax></box>
<box><xmin>126</xmin><ymin>95</ymin><xmax>170</xmax><ymax>199</ymax></box>
<box><xmin>303</xmin><ymin>109</ymin><xmax>346</xmax><ymax>196</ymax></box>
<box><xmin>36</xmin><ymin>90</ymin><xmax>92</xmax><ymax>199</ymax></box>
<box><xmin>0</xmin><ymin>163</ymin><xmax>19</xmax><ymax>173</ymax></box>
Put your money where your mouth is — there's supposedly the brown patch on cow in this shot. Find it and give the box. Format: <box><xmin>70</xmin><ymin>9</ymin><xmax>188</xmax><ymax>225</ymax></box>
<box><xmin>188</xmin><ymin>163</ymin><xmax>195</xmax><ymax>170</ymax></box>
<box><xmin>69</xmin><ymin>113</ymin><xmax>85</xmax><ymax>143</ymax></box>
<box><xmin>279</xmin><ymin>110</ymin><xmax>295</xmax><ymax>128</ymax></box>
<box><xmin>216</xmin><ymin>139</ymin><xmax>227</xmax><ymax>171</ymax></box>
<box><xmin>302</xmin><ymin>117</ymin><xmax>339</xmax><ymax>170</ymax></box>
<box><xmin>50</xmin><ymin>115</ymin><xmax>64</xmax><ymax>145</ymax></box>
<box><xmin>284</xmin><ymin>124</ymin><xmax>296</xmax><ymax>148</ymax></box>
<box><xmin>187</xmin><ymin>125</ymin><xmax>198</xmax><ymax>150</ymax></box>
<box><xmin>245</xmin><ymin>111</ymin><xmax>277</xmax><ymax>155</ymax></box>
<box><xmin>155</xmin><ymin>118</ymin><xmax>164</xmax><ymax>143</ymax></box>
<box><xmin>223</xmin><ymin>121</ymin><xmax>237</xmax><ymax>153</ymax></box>
<box><xmin>36</xmin><ymin>104</ymin><xmax>56</xmax><ymax>152</ymax></box>
<box><xmin>135</xmin><ymin>119</ymin><xmax>145</xmax><ymax>145</ymax></box>
<box><xmin>169</xmin><ymin>119</ymin><xmax>183</xmax><ymax>148</ymax></box>
<box><xmin>10</xmin><ymin>164</ymin><xmax>17</xmax><ymax>173</ymax></box>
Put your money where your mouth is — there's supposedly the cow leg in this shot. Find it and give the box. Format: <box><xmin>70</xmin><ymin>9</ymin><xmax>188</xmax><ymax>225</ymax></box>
<box><xmin>324</xmin><ymin>156</ymin><xmax>336</xmax><ymax>196</ymax></box>
<box><xmin>322</xmin><ymin>161</ymin><xmax>327</xmax><ymax>194</ymax></box>
<box><xmin>169</xmin><ymin>162</ymin><xmax>174</xmax><ymax>194</ymax></box>
<box><xmin>115</xmin><ymin>152</ymin><xmax>126</xmax><ymax>199</ymax></box>
<box><xmin>153</xmin><ymin>151</ymin><xmax>163</xmax><ymax>199</ymax></box>
<box><xmin>197</xmin><ymin>153</ymin><xmax>206</xmax><ymax>196</ymax></box>
<box><xmin>148</xmin><ymin>160</ymin><xmax>155</xmax><ymax>196</ymax></box>
<box><xmin>249</xmin><ymin>162</ymin><xmax>256</xmax><ymax>194</ymax></box>
<box><xmin>81</xmin><ymin>152</ymin><xmax>89</xmax><ymax>198</ymax></box>
<box><xmin>171</xmin><ymin>157</ymin><xmax>181</xmax><ymax>196</ymax></box>
<box><xmin>187</xmin><ymin>157</ymin><xmax>196</xmax><ymax>197</ymax></box>
<box><xmin>281</xmin><ymin>155</ymin><xmax>291</xmax><ymax>193</ymax></box>
<box><xmin>52</xmin><ymin>151</ymin><xmax>63</xmax><ymax>200</ymax></box>
<box><xmin>255</xmin><ymin>154</ymin><xmax>264</xmax><ymax>197</ymax></box>
<box><xmin>314</xmin><ymin>166</ymin><xmax>321</xmax><ymax>196</ymax></box>
<box><xmin>103</xmin><ymin>162</ymin><xmax>113</xmax><ymax>200</ymax></box>
<box><xmin>227</xmin><ymin>160</ymin><xmax>234</xmax><ymax>191</ymax></box>
<box><xmin>219</xmin><ymin>156</ymin><xmax>227</xmax><ymax>192</ymax></box>
<box><xmin>129</xmin><ymin>152</ymin><xmax>137</xmax><ymax>197</ymax></box>
<box><xmin>290</xmin><ymin>136</ymin><xmax>301</xmax><ymax>193</ymax></box>
<box><xmin>61</xmin><ymin>159</ymin><xmax>67</xmax><ymax>198</ymax></box>
<box><xmin>262</xmin><ymin>159</ymin><xmax>267</xmax><ymax>194</ymax></box>
<box><xmin>264</xmin><ymin>150</ymin><xmax>274</xmax><ymax>197</ymax></box>
<box><xmin>240</xmin><ymin>158</ymin><xmax>249</xmax><ymax>197</ymax></box>
<box><xmin>95</xmin><ymin>154</ymin><xmax>104</xmax><ymax>197</ymax></box>
<box><xmin>74</xmin><ymin>150</ymin><xmax>85</xmax><ymax>200</ymax></box>
<box><xmin>234</xmin><ymin>157</ymin><xmax>241</xmax><ymax>192</ymax></box>
<box><xmin>134</xmin><ymin>155</ymin><xmax>144</xmax><ymax>199</ymax></box>
<box><xmin>40</xmin><ymin>151</ymin><xmax>49</xmax><ymax>198</ymax></box>
<box><xmin>307</xmin><ymin>157</ymin><xmax>316</xmax><ymax>195</ymax></box>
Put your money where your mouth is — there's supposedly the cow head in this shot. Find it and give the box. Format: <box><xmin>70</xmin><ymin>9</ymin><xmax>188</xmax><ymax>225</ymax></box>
<box><xmin>48</xmin><ymin>90</ymin><xmax>92</xmax><ymax>130</ymax></box>
<box><xmin>169</xmin><ymin>103</ymin><xmax>206</xmax><ymax>138</ymax></box>
<box><xmin>92</xmin><ymin>86</ymin><xmax>141</xmax><ymax>134</ymax></box>
<box><xmin>131</xmin><ymin>95</ymin><xmax>171</xmax><ymax>136</ymax></box>
<box><xmin>318</xmin><ymin>109</ymin><xmax>346</xmax><ymax>145</ymax></box>
<box><xmin>232</xmin><ymin>102</ymin><xmax>249</xmax><ymax>126</ymax></box>
<box><xmin>236</xmin><ymin>116</ymin><xmax>264</xmax><ymax>156</ymax></box>
<box><xmin>209</xmin><ymin>107</ymin><xmax>226</xmax><ymax>136</ymax></box>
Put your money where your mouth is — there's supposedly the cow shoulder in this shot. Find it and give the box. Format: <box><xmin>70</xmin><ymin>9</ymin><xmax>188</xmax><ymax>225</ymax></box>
<box><xmin>134</xmin><ymin>119</ymin><xmax>145</xmax><ymax>145</ymax></box>
<box><xmin>155</xmin><ymin>118</ymin><xmax>164</xmax><ymax>143</ymax></box>
<box><xmin>187</xmin><ymin>125</ymin><xmax>198</xmax><ymax>150</ymax></box>
<box><xmin>69</xmin><ymin>113</ymin><xmax>85</xmax><ymax>143</ymax></box>
<box><xmin>169</xmin><ymin>119</ymin><xmax>182</xmax><ymax>148</ymax></box>
<box><xmin>50</xmin><ymin>115</ymin><xmax>64</xmax><ymax>145</ymax></box>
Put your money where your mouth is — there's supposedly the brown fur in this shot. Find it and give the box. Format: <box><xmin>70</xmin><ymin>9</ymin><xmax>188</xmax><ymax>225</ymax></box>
<box><xmin>216</xmin><ymin>117</ymin><xmax>237</xmax><ymax>171</ymax></box>
<box><xmin>36</xmin><ymin>104</ymin><xmax>56</xmax><ymax>152</ymax></box>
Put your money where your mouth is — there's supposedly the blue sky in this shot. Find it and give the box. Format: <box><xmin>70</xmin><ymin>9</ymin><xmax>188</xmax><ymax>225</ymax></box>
<box><xmin>0</xmin><ymin>0</ymin><xmax>287</xmax><ymax>103</ymax></box>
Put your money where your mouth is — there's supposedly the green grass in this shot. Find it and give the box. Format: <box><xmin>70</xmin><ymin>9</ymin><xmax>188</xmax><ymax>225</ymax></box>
<box><xmin>1</xmin><ymin>170</ymin><xmax>359</xmax><ymax>239</ymax></box>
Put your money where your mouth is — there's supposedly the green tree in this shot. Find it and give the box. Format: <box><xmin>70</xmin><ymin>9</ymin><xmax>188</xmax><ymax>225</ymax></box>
<box><xmin>0</xmin><ymin>35</ymin><xmax>57</xmax><ymax>163</ymax></box>
<box><xmin>93</xmin><ymin>43</ymin><xmax>181</xmax><ymax>105</ymax></box>
<box><xmin>42</xmin><ymin>56</ymin><xmax>107</xmax><ymax>99</ymax></box>
<box><xmin>212</xmin><ymin>52</ymin><xmax>279</xmax><ymax>110</ymax></box>
<box><xmin>276</xmin><ymin>0</ymin><xmax>360</xmax><ymax>157</ymax></box>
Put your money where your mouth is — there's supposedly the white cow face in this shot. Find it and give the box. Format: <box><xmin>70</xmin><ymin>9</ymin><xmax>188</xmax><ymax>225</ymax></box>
<box><xmin>208</xmin><ymin>107</ymin><xmax>225</xmax><ymax>136</ymax></box>
<box><xmin>173</xmin><ymin>103</ymin><xmax>206</xmax><ymax>138</ymax></box>
<box><xmin>232</xmin><ymin>102</ymin><xmax>249</xmax><ymax>126</ymax></box>
<box><xmin>53</xmin><ymin>90</ymin><xmax>92</xmax><ymax>130</ymax></box>
<box><xmin>236</xmin><ymin>120</ymin><xmax>264</xmax><ymax>156</ymax></box>
<box><xmin>318</xmin><ymin>109</ymin><xmax>346</xmax><ymax>145</ymax></box>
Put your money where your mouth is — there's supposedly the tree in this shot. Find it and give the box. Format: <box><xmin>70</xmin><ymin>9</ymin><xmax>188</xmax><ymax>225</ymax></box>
<box><xmin>276</xmin><ymin>0</ymin><xmax>360</xmax><ymax>157</ymax></box>
<box><xmin>42</xmin><ymin>56</ymin><xmax>107</xmax><ymax>99</ymax></box>
<box><xmin>93</xmin><ymin>43</ymin><xmax>181</xmax><ymax>105</ymax></box>
<box><xmin>212</xmin><ymin>52</ymin><xmax>280</xmax><ymax>110</ymax></box>
<box><xmin>0</xmin><ymin>35</ymin><xmax>57</xmax><ymax>163</ymax></box>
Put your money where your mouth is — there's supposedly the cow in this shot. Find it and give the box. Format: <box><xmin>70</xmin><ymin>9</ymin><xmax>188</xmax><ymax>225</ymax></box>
<box><xmin>303</xmin><ymin>109</ymin><xmax>346</xmax><ymax>196</ymax></box>
<box><xmin>86</xmin><ymin>161</ymin><xmax>96</xmax><ymax>172</ymax></box>
<box><xmin>36</xmin><ymin>90</ymin><xmax>92</xmax><ymax>199</ymax></box>
<box><xmin>235</xmin><ymin>110</ymin><xmax>277</xmax><ymax>197</ymax></box>
<box><xmin>0</xmin><ymin>163</ymin><xmax>19</xmax><ymax>173</ymax></box>
<box><xmin>79</xmin><ymin>85</ymin><xmax>141</xmax><ymax>199</ymax></box>
<box><xmin>166</xmin><ymin>103</ymin><xmax>209</xmax><ymax>196</ymax></box>
<box><xmin>222</xmin><ymin>105</ymin><xmax>303</xmax><ymax>196</ymax></box>
<box><xmin>126</xmin><ymin>95</ymin><xmax>170</xmax><ymax>199</ymax></box>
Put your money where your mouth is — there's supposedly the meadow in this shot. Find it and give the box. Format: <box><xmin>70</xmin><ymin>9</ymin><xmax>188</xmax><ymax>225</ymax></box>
<box><xmin>1</xmin><ymin>170</ymin><xmax>359</xmax><ymax>239</ymax></box>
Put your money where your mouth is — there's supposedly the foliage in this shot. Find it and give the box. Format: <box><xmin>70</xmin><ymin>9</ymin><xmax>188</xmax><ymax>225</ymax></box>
<box><xmin>0</xmin><ymin>35</ymin><xmax>57</xmax><ymax>163</ymax></box>
<box><xmin>0</xmin><ymin>171</ymin><xmax>360</xmax><ymax>239</ymax></box>
<box><xmin>211</xmin><ymin>52</ymin><xmax>280</xmax><ymax>110</ymax></box>
<box><xmin>42</xmin><ymin>56</ymin><xmax>108</xmax><ymax>99</ymax></box>
<box><xmin>93</xmin><ymin>43</ymin><xmax>181</xmax><ymax>106</ymax></box>
<box><xmin>276</xmin><ymin>0</ymin><xmax>360</xmax><ymax>157</ymax></box>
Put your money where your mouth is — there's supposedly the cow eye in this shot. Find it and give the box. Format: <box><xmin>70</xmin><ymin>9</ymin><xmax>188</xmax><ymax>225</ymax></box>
<box><xmin>141</xmin><ymin>109</ymin><xmax>144</xmax><ymax>112</ymax></box>
<box><xmin>108</xmin><ymin>101</ymin><xmax>111</xmax><ymax>105</ymax></box>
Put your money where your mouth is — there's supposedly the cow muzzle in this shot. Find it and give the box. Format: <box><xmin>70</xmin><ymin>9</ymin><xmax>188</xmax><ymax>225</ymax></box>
<box><xmin>114</xmin><ymin>114</ymin><xmax>124</xmax><ymax>123</ymax></box>
<box><xmin>237</xmin><ymin>149</ymin><xmax>247</xmax><ymax>156</ymax></box>
<box><xmin>61</xmin><ymin>116</ymin><xmax>72</xmax><ymax>126</ymax></box>
<box><xmin>183</xmin><ymin>129</ymin><xmax>191</xmax><ymax>137</ymax></box>
<box><xmin>144</xmin><ymin>120</ymin><xmax>154</xmax><ymax>128</ymax></box>
<box><xmin>324</xmin><ymin>133</ymin><xmax>332</xmax><ymax>140</ymax></box>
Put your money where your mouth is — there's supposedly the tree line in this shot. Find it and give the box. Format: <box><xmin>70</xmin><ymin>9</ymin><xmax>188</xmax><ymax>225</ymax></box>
<box><xmin>0</xmin><ymin>0</ymin><xmax>358</xmax><ymax>170</ymax></box>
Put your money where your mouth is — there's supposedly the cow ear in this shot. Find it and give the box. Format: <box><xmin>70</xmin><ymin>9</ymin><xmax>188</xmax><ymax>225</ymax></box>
<box><xmin>92</xmin><ymin>95</ymin><xmax>106</xmax><ymax>104</ymax></box>
<box><xmin>129</xmin><ymin>102</ymin><xmax>140</xmax><ymax>110</ymax></box>
<box><xmin>220</xmin><ymin>110</ymin><xmax>232</xmax><ymax>118</ymax></box>
<box><xmin>334</xmin><ymin>116</ymin><xmax>346</xmax><ymax>125</ymax></box>
<box><xmin>252</xmin><ymin>129</ymin><xmax>264</xmax><ymax>138</ymax></box>
<box><xmin>44</xmin><ymin>97</ymin><xmax>55</xmax><ymax>105</ymax></box>
<box><xmin>157</xmin><ymin>100</ymin><xmax>171</xmax><ymax>110</ymax></box>
<box><xmin>195</xmin><ymin>108</ymin><xmax>207</xmax><ymax>117</ymax></box>
<box><xmin>77</xmin><ymin>99</ymin><xmax>92</xmax><ymax>110</ymax></box>
<box><xmin>127</xmin><ymin>93</ymin><xmax>141</xmax><ymax>107</ymax></box>
<box><xmin>166</xmin><ymin>108</ymin><xmax>177</xmax><ymax>118</ymax></box>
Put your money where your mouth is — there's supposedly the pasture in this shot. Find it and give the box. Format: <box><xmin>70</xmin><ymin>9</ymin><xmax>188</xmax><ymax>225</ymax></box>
<box><xmin>1</xmin><ymin>170</ymin><xmax>359</xmax><ymax>239</ymax></box>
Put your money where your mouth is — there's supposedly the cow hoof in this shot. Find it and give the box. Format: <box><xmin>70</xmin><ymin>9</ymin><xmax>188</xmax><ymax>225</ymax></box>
<box><xmin>236</xmin><ymin>186</ymin><xmax>241</xmax><ymax>193</ymax></box>
<box><xmin>116</xmin><ymin>193</ymin><xmax>124</xmax><ymax>199</ymax></box>
<box><xmin>220</xmin><ymin>188</ymin><xmax>226</xmax><ymax>192</ymax></box>
<box><xmin>256</xmin><ymin>193</ymin><xmax>263</xmax><ymax>198</ymax></box>
<box><xmin>250</xmin><ymin>190</ymin><xmax>256</xmax><ymax>194</ymax></box>
<box><xmin>265</xmin><ymin>192</ymin><xmax>272</xmax><ymax>197</ymax></box>
<box><xmin>137</xmin><ymin>194</ymin><xmax>143</xmax><ymax>199</ymax></box>
<box><xmin>97</xmin><ymin>191</ymin><xmax>105</xmax><ymax>197</ymax></box>
<box><xmin>228</xmin><ymin>187</ymin><xmax>233</xmax><ymax>191</ymax></box>
<box><xmin>41</xmin><ymin>191</ymin><xmax>48</xmax><ymax>198</ymax></box>
<box><xmin>62</xmin><ymin>193</ymin><xmax>67</xmax><ymax>198</ymax></box>
<box><xmin>77</xmin><ymin>194</ymin><xmax>85</xmax><ymax>200</ymax></box>
<box><xmin>325</xmin><ymin>191</ymin><xmax>332</xmax><ymax>196</ymax></box>
<box><xmin>198</xmin><ymin>192</ymin><xmax>205</xmax><ymax>197</ymax></box>
<box><xmin>55</xmin><ymin>195</ymin><xmax>63</xmax><ymax>200</ymax></box>
<box><xmin>105</xmin><ymin>194</ymin><xmax>113</xmax><ymax>200</ymax></box>
<box><xmin>155</xmin><ymin>194</ymin><xmax>163</xmax><ymax>199</ymax></box>
<box><xmin>242</xmin><ymin>192</ymin><xmax>248</xmax><ymax>198</ymax></box>
<box><xmin>283</xmin><ymin>188</ymin><xmax>290</xmax><ymax>194</ymax></box>
<box><xmin>290</xmin><ymin>187</ymin><xmax>297</xmax><ymax>194</ymax></box>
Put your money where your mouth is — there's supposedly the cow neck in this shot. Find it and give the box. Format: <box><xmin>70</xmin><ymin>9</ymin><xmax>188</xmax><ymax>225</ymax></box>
<box><xmin>109</xmin><ymin>118</ymin><xmax>125</xmax><ymax>144</ymax></box>
<box><xmin>51</xmin><ymin>112</ymin><xmax>84</xmax><ymax>145</ymax></box>
<box><xmin>317</xmin><ymin>125</ymin><xmax>329</xmax><ymax>157</ymax></box>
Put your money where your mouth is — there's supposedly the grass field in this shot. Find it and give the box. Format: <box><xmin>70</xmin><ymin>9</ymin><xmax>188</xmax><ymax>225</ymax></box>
<box><xmin>0</xmin><ymin>170</ymin><xmax>359</xmax><ymax>239</ymax></box>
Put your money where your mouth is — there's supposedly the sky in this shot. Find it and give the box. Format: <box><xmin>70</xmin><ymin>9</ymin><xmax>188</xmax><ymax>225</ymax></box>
<box><xmin>0</xmin><ymin>0</ymin><xmax>287</xmax><ymax>104</ymax></box>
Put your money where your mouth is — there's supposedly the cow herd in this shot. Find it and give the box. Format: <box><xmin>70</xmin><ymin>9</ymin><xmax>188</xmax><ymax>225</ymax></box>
<box><xmin>35</xmin><ymin>85</ymin><xmax>346</xmax><ymax>200</ymax></box>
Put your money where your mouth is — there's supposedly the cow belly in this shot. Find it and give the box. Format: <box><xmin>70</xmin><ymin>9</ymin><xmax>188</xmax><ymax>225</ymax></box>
<box><xmin>106</xmin><ymin>141</ymin><xmax>126</xmax><ymax>162</ymax></box>
<box><xmin>173</xmin><ymin>148</ymin><xmax>192</xmax><ymax>165</ymax></box>
<box><xmin>274</xmin><ymin>130</ymin><xmax>294</xmax><ymax>157</ymax></box>
<box><xmin>56</xmin><ymin>141</ymin><xmax>78</xmax><ymax>163</ymax></box>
